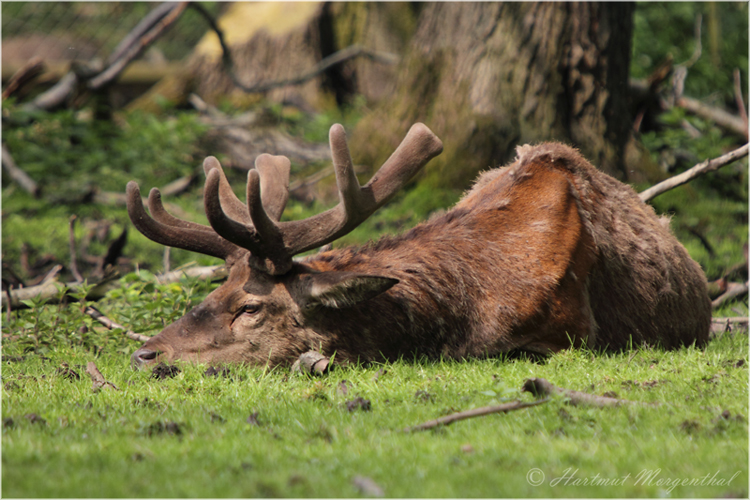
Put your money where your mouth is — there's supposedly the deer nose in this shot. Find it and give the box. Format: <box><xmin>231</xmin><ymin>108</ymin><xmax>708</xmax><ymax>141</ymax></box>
<box><xmin>131</xmin><ymin>347</ymin><xmax>158</xmax><ymax>369</ymax></box>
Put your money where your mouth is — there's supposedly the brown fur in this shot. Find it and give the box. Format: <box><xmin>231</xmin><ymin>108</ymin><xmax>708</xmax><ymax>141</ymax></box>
<box><xmin>132</xmin><ymin>143</ymin><xmax>710</xmax><ymax>367</ymax></box>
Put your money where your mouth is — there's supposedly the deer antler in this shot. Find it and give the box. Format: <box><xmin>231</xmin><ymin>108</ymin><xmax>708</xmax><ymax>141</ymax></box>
<box><xmin>127</xmin><ymin>123</ymin><xmax>443</xmax><ymax>274</ymax></box>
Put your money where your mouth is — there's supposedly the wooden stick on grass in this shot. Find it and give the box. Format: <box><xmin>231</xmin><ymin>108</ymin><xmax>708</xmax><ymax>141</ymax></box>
<box><xmin>405</xmin><ymin>398</ymin><xmax>549</xmax><ymax>433</ymax></box>
<box><xmin>523</xmin><ymin>378</ymin><xmax>656</xmax><ymax>407</ymax></box>
<box><xmin>84</xmin><ymin>306</ymin><xmax>151</xmax><ymax>342</ymax></box>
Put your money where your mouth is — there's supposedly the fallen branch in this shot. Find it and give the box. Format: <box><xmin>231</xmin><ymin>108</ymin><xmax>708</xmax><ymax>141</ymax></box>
<box><xmin>2</xmin><ymin>56</ymin><xmax>45</xmax><ymax>100</ymax></box>
<box><xmin>2</xmin><ymin>264</ymin><xmax>227</xmax><ymax>309</ymax></box>
<box><xmin>639</xmin><ymin>143</ymin><xmax>749</xmax><ymax>202</ymax></box>
<box><xmin>711</xmin><ymin>282</ymin><xmax>749</xmax><ymax>310</ymax></box>
<box><xmin>710</xmin><ymin>317</ymin><xmax>749</xmax><ymax>337</ymax></box>
<box><xmin>677</xmin><ymin>96</ymin><xmax>747</xmax><ymax>139</ymax></box>
<box><xmin>2</xmin><ymin>144</ymin><xmax>40</xmax><ymax>197</ymax></box>
<box><xmin>24</xmin><ymin>3</ymin><xmax>187</xmax><ymax>112</ymax></box>
<box><xmin>523</xmin><ymin>378</ymin><xmax>655</xmax><ymax>407</ymax></box>
<box><xmin>84</xmin><ymin>306</ymin><xmax>151</xmax><ymax>342</ymax></box>
<box><xmin>88</xmin><ymin>2</ymin><xmax>188</xmax><ymax>90</ymax></box>
<box><xmin>405</xmin><ymin>399</ymin><xmax>549</xmax><ymax>432</ymax></box>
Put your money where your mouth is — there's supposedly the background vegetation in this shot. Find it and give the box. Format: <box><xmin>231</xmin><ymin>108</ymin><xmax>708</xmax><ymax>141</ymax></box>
<box><xmin>2</xmin><ymin>2</ymin><xmax>747</xmax><ymax>497</ymax></box>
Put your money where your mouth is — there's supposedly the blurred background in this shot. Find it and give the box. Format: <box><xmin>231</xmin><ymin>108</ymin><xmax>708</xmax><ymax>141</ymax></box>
<box><xmin>2</xmin><ymin>2</ymin><xmax>747</xmax><ymax>314</ymax></box>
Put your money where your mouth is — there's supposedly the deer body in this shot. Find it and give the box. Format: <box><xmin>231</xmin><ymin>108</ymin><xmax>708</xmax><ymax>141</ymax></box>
<box><xmin>127</xmin><ymin>126</ymin><xmax>710</xmax><ymax>368</ymax></box>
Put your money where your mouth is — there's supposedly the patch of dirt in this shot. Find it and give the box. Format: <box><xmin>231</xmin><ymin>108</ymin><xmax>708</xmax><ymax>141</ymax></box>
<box><xmin>151</xmin><ymin>363</ymin><xmax>180</xmax><ymax>380</ymax></box>
<box><xmin>679</xmin><ymin>419</ymin><xmax>702</xmax><ymax>434</ymax></box>
<box><xmin>414</xmin><ymin>390</ymin><xmax>433</xmax><ymax>402</ymax></box>
<box><xmin>56</xmin><ymin>364</ymin><xmax>81</xmax><ymax>381</ymax></box>
<box><xmin>24</xmin><ymin>413</ymin><xmax>46</xmax><ymax>425</ymax></box>
<box><xmin>3</xmin><ymin>417</ymin><xmax>14</xmax><ymax>428</ymax></box>
<box><xmin>204</xmin><ymin>366</ymin><xmax>231</xmax><ymax>378</ymax></box>
<box><xmin>146</xmin><ymin>421</ymin><xmax>183</xmax><ymax>436</ymax></box>
<box><xmin>246</xmin><ymin>412</ymin><xmax>261</xmax><ymax>426</ymax></box>
<box><xmin>346</xmin><ymin>397</ymin><xmax>371</xmax><ymax>412</ymax></box>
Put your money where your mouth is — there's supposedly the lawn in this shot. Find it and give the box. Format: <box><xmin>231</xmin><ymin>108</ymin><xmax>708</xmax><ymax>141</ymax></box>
<box><xmin>2</xmin><ymin>268</ymin><xmax>748</xmax><ymax>497</ymax></box>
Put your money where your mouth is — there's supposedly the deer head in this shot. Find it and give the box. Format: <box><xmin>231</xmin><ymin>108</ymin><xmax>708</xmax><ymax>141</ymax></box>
<box><xmin>126</xmin><ymin>123</ymin><xmax>443</xmax><ymax>368</ymax></box>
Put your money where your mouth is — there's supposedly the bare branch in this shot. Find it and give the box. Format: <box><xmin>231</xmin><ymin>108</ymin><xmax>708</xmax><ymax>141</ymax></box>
<box><xmin>2</xmin><ymin>264</ymin><xmax>227</xmax><ymax>309</ymax></box>
<box><xmin>2</xmin><ymin>57</ymin><xmax>45</xmax><ymax>100</ymax></box>
<box><xmin>89</xmin><ymin>2</ymin><xmax>188</xmax><ymax>90</ymax></box>
<box><xmin>405</xmin><ymin>399</ymin><xmax>549</xmax><ymax>432</ymax></box>
<box><xmin>711</xmin><ymin>282</ymin><xmax>749</xmax><ymax>310</ymax></box>
<box><xmin>84</xmin><ymin>306</ymin><xmax>151</xmax><ymax>343</ymax></box>
<box><xmin>523</xmin><ymin>378</ymin><xmax>656</xmax><ymax>407</ymax></box>
<box><xmin>639</xmin><ymin>144</ymin><xmax>749</xmax><ymax>202</ymax></box>
<box><xmin>677</xmin><ymin>96</ymin><xmax>748</xmax><ymax>139</ymax></box>
<box><xmin>106</xmin><ymin>2</ymin><xmax>178</xmax><ymax>65</ymax></box>
<box><xmin>2</xmin><ymin>144</ymin><xmax>40</xmax><ymax>197</ymax></box>
<box><xmin>710</xmin><ymin>317</ymin><xmax>749</xmax><ymax>339</ymax></box>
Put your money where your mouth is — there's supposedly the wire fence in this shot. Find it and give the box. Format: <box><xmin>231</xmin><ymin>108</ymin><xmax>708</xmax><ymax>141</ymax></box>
<box><xmin>2</xmin><ymin>2</ymin><xmax>223</xmax><ymax>68</ymax></box>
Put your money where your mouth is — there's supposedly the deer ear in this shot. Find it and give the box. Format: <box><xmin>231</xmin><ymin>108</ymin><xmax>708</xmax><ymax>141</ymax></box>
<box><xmin>301</xmin><ymin>272</ymin><xmax>398</xmax><ymax>310</ymax></box>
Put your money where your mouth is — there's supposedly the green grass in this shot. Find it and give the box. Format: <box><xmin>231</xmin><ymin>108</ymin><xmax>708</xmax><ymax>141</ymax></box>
<box><xmin>3</xmin><ymin>279</ymin><xmax>748</xmax><ymax>498</ymax></box>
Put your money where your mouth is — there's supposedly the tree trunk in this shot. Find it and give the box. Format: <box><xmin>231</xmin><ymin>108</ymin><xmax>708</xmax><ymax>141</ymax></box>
<box><xmin>349</xmin><ymin>2</ymin><xmax>636</xmax><ymax>188</ymax></box>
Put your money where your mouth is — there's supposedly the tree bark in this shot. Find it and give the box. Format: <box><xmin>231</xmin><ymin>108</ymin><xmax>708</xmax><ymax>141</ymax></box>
<box><xmin>349</xmin><ymin>2</ymin><xmax>635</xmax><ymax>188</ymax></box>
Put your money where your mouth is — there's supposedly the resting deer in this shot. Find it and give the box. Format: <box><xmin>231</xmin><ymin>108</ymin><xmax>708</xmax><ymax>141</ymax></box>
<box><xmin>126</xmin><ymin>123</ymin><xmax>710</xmax><ymax>369</ymax></box>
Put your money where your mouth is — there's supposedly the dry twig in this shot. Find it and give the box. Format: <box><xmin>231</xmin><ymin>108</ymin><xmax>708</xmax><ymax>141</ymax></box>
<box><xmin>2</xmin><ymin>144</ymin><xmax>40</xmax><ymax>197</ymax></box>
<box><xmin>710</xmin><ymin>317</ymin><xmax>749</xmax><ymax>337</ymax></box>
<box><xmin>2</xmin><ymin>57</ymin><xmax>45</xmax><ymax>100</ymax></box>
<box><xmin>523</xmin><ymin>378</ymin><xmax>656</xmax><ymax>407</ymax></box>
<box><xmin>639</xmin><ymin>143</ymin><xmax>749</xmax><ymax>202</ymax></box>
<box><xmin>405</xmin><ymin>399</ymin><xmax>549</xmax><ymax>432</ymax></box>
<box><xmin>84</xmin><ymin>306</ymin><xmax>151</xmax><ymax>343</ymax></box>
<box><xmin>711</xmin><ymin>282</ymin><xmax>749</xmax><ymax>310</ymax></box>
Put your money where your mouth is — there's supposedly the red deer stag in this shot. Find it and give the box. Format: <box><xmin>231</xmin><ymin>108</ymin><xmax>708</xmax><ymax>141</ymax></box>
<box><xmin>126</xmin><ymin>123</ymin><xmax>710</xmax><ymax>369</ymax></box>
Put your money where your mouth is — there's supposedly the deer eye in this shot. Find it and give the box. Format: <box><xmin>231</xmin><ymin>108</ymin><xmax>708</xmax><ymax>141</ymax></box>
<box><xmin>241</xmin><ymin>303</ymin><xmax>262</xmax><ymax>315</ymax></box>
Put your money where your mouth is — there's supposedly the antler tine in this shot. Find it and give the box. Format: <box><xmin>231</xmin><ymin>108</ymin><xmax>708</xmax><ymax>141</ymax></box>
<box><xmin>254</xmin><ymin>154</ymin><xmax>291</xmax><ymax>221</ymax></box>
<box><xmin>278</xmin><ymin>123</ymin><xmax>443</xmax><ymax>257</ymax></box>
<box><xmin>204</xmin><ymin>168</ymin><xmax>291</xmax><ymax>274</ymax></box>
<box><xmin>147</xmin><ymin>188</ymin><xmax>215</xmax><ymax>233</ymax></box>
<box><xmin>126</xmin><ymin>181</ymin><xmax>237</xmax><ymax>260</ymax></box>
<box><xmin>203</xmin><ymin>156</ymin><xmax>252</xmax><ymax>226</ymax></box>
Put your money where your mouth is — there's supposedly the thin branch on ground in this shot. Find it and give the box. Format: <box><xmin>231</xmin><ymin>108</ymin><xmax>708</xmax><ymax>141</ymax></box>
<box><xmin>24</xmin><ymin>2</ymin><xmax>187</xmax><ymax>112</ymax></box>
<box><xmin>711</xmin><ymin>282</ymin><xmax>749</xmax><ymax>310</ymax></box>
<box><xmin>639</xmin><ymin>144</ymin><xmax>749</xmax><ymax>202</ymax></box>
<box><xmin>88</xmin><ymin>2</ymin><xmax>188</xmax><ymax>90</ymax></box>
<box><xmin>710</xmin><ymin>317</ymin><xmax>749</xmax><ymax>338</ymax></box>
<box><xmin>2</xmin><ymin>57</ymin><xmax>45</xmax><ymax>100</ymax></box>
<box><xmin>523</xmin><ymin>378</ymin><xmax>656</xmax><ymax>407</ymax></box>
<box><xmin>405</xmin><ymin>399</ymin><xmax>549</xmax><ymax>432</ymax></box>
<box><xmin>2</xmin><ymin>264</ymin><xmax>227</xmax><ymax>309</ymax></box>
<box><xmin>2</xmin><ymin>144</ymin><xmax>40</xmax><ymax>197</ymax></box>
<box><xmin>84</xmin><ymin>306</ymin><xmax>151</xmax><ymax>343</ymax></box>
<box><xmin>677</xmin><ymin>96</ymin><xmax>747</xmax><ymax>139</ymax></box>
<box><xmin>68</xmin><ymin>216</ymin><xmax>84</xmax><ymax>283</ymax></box>
<box><xmin>106</xmin><ymin>2</ymin><xmax>178</xmax><ymax>65</ymax></box>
